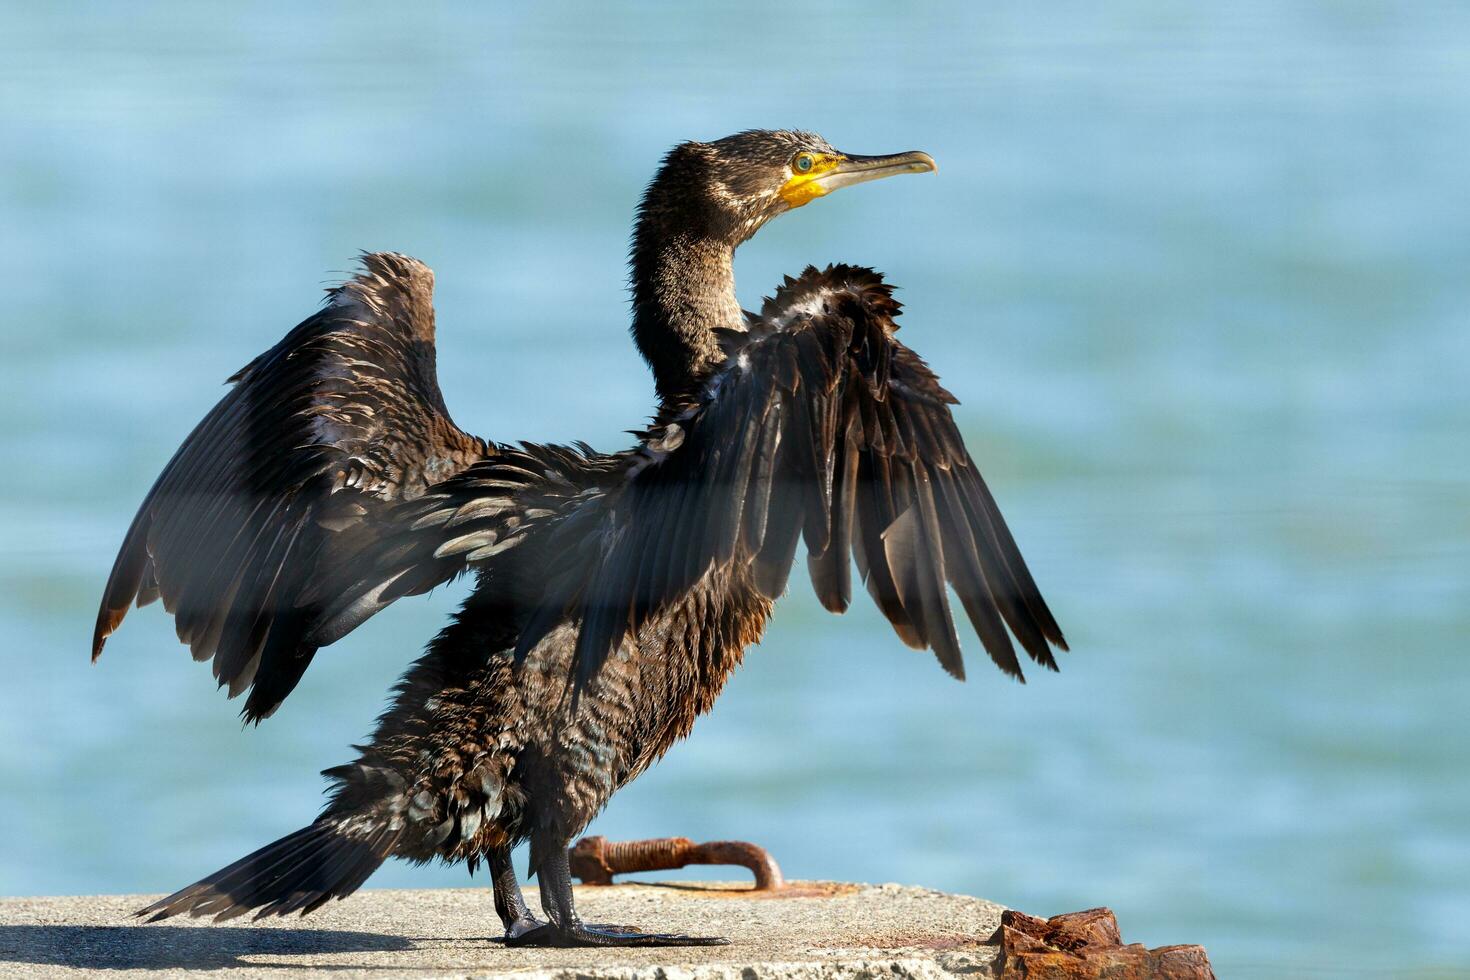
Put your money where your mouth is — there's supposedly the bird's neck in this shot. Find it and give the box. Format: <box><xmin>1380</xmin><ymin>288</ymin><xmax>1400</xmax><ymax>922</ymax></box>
<box><xmin>630</xmin><ymin>229</ymin><xmax>742</xmax><ymax>405</ymax></box>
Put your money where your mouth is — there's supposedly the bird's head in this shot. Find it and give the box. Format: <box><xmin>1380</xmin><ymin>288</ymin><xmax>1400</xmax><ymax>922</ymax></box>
<box><xmin>641</xmin><ymin>129</ymin><xmax>937</xmax><ymax>246</ymax></box>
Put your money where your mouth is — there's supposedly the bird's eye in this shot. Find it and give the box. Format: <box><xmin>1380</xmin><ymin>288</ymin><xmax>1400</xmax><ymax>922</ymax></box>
<box><xmin>792</xmin><ymin>153</ymin><xmax>815</xmax><ymax>173</ymax></box>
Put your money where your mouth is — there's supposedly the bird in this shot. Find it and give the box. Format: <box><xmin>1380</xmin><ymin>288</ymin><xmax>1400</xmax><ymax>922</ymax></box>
<box><xmin>93</xmin><ymin>129</ymin><xmax>1067</xmax><ymax>947</ymax></box>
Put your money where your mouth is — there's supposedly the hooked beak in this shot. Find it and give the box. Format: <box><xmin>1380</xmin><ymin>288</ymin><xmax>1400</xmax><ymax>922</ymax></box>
<box><xmin>819</xmin><ymin>150</ymin><xmax>938</xmax><ymax>193</ymax></box>
<box><xmin>780</xmin><ymin>150</ymin><xmax>936</xmax><ymax>209</ymax></box>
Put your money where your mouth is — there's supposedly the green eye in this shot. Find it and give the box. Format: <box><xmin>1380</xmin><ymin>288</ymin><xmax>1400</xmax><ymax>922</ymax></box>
<box><xmin>793</xmin><ymin>153</ymin><xmax>815</xmax><ymax>173</ymax></box>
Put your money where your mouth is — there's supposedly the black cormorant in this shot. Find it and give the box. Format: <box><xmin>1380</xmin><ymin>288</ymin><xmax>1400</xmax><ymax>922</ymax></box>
<box><xmin>93</xmin><ymin>130</ymin><xmax>1067</xmax><ymax>947</ymax></box>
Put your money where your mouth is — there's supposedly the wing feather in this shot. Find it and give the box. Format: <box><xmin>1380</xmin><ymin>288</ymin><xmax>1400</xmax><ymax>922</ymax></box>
<box><xmin>93</xmin><ymin>253</ymin><xmax>491</xmax><ymax>721</ymax></box>
<box><xmin>525</xmin><ymin>264</ymin><xmax>1065</xmax><ymax>692</ymax></box>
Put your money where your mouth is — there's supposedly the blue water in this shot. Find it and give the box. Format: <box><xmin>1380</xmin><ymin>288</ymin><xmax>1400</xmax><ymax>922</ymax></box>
<box><xmin>2</xmin><ymin>4</ymin><xmax>1468</xmax><ymax>976</ymax></box>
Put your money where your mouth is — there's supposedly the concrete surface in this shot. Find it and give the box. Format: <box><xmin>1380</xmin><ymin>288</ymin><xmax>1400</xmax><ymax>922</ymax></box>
<box><xmin>0</xmin><ymin>881</ymin><xmax>1005</xmax><ymax>979</ymax></box>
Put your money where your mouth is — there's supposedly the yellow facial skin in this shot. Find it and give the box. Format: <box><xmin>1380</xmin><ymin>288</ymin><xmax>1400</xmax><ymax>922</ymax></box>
<box><xmin>778</xmin><ymin>153</ymin><xmax>845</xmax><ymax>209</ymax></box>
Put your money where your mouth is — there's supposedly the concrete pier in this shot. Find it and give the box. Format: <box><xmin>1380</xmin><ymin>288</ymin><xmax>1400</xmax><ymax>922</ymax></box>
<box><xmin>0</xmin><ymin>882</ymin><xmax>1007</xmax><ymax>979</ymax></box>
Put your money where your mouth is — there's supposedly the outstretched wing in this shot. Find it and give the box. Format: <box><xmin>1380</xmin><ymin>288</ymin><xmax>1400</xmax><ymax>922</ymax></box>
<box><xmin>525</xmin><ymin>264</ymin><xmax>1067</xmax><ymax>691</ymax></box>
<box><xmin>93</xmin><ymin>252</ymin><xmax>490</xmax><ymax>721</ymax></box>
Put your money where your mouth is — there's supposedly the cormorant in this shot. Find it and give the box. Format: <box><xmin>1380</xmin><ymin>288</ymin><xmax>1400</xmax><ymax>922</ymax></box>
<box><xmin>93</xmin><ymin>130</ymin><xmax>1067</xmax><ymax>947</ymax></box>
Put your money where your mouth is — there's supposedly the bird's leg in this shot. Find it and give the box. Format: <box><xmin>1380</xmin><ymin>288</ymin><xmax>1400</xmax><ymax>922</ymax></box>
<box><xmin>505</xmin><ymin>841</ymin><xmax>730</xmax><ymax>947</ymax></box>
<box><xmin>489</xmin><ymin>842</ymin><xmax>623</xmax><ymax>938</ymax></box>
<box><xmin>490</xmin><ymin>845</ymin><xmax>543</xmax><ymax>940</ymax></box>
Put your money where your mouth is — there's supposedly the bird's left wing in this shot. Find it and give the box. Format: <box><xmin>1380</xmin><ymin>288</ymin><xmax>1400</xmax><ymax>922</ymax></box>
<box><xmin>520</xmin><ymin>264</ymin><xmax>1067</xmax><ymax>692</ymax></box>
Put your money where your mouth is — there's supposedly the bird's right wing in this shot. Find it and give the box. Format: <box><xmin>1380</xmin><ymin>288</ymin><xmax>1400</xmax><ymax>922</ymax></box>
<box><xmin>93</xmin><ymin>252</ymin><xmax>493</xmax><ymax>721</ymax></box>
<box><xmin>519</xmin><ymin>264</ymin><xmax>1067</xmax><ymax>692</ymax></box>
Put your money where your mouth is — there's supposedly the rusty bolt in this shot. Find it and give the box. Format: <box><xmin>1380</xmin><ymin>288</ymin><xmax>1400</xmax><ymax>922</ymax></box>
<box><xmin>569</xmin><ymin>835</ymin><xmax>785</xmax><ymax>891</ymax></box>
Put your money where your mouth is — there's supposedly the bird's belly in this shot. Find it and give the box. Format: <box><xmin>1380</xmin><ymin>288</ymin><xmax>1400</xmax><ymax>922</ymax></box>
<box><xmin>531</xmin><ymin>564</ymin><xmax>774</xmax><ymax>833</ymax></box>
<box><xmin>375</xmin><ymin>565</ymin><xmax>776</xmax><ymax>860</ymax></box>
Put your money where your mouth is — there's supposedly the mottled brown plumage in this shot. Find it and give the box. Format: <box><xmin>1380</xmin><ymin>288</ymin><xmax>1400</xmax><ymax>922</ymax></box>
<box><xmin>99</xmin><ymin>130</ymin><xmax>1067</xmax><ymax>946</ymax></box>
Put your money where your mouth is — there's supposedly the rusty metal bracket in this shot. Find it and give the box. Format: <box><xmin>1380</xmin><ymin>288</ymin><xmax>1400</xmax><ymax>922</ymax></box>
<box><xmin>568</xmin><ymin>835</ymin><xmax>785</xmax><ymax>891</ymax></box>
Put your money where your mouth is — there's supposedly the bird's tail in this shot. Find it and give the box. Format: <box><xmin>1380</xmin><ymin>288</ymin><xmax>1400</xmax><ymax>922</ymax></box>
<box><xmin>136</xmin><ymin>818</ymin><xmax>401</xmax><ymax>922</ymax></box>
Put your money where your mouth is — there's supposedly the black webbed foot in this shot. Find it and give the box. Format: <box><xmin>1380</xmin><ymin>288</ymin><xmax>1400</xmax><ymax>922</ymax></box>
<box><xmin>516</xmin><ymin>842</ymin><xmax>729</xmax><ymax>947</ymax></box>
<box><xmin>499</xmin><ymin>917</ymin><xmax>634</xmax><ymax>943</ymax></box>
<box><xmin>504</xmin><ymin>915</ymin><xmax>545</xmax><ymax>941</ymax></box>
<box><xmin>505</xmin><ymin>922</ymin><xmax>729</xmax><ymax>947</ymax></box>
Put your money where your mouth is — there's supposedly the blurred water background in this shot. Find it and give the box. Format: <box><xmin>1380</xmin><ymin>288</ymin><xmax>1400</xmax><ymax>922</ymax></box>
<box><xmin>2</xmin><ymin>3</ymin><xmax>1467</xmax><ymax>976</ymax></box>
